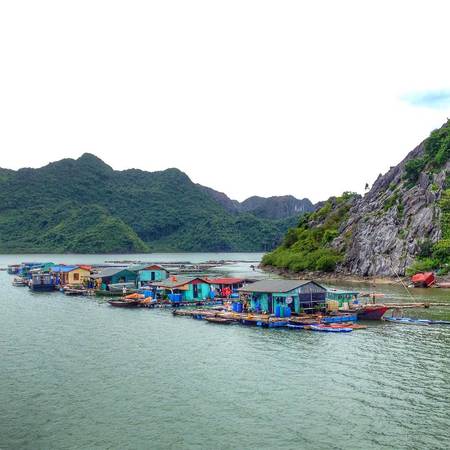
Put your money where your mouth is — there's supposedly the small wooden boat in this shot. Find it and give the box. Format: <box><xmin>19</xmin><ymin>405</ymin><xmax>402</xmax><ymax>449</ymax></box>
<box><xmin>308</xmin><ymin>325</ymin><xmax>353</xmax><ymax>333</ymax></box>
<box><xmin>12</xmin><ymin>278</ymin><xmax>28</xmax><ymax>287</ymax></box>
<box><xmin>411</xmin><ymin>272</ymin><xmax>436</xmax><ymax>288</ymax></box>
<box><xmin>204</xmin><ymin>317</ymin><xmax>234</xmax><ymax>325</ymax></box>
<box><xmin>95</xmin><ymin>289</ymin><xmax>123</xmax><ymax>297</ymax></box>
<box><xmin>63</xmin><ymin>288</ymin><xmax>88</xmax><ymax>296</ymax></box>
<box><xmin>108</xmin><ymin>300</ymin><xmax>141</xmax><ymax>308</ymax></box>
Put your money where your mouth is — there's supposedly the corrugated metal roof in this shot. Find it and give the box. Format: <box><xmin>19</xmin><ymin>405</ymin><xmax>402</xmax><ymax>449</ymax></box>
<box><xmin>50</xmin><ymin>265</ymin><xmax>79</xmax><ymax>273</ymax></box>
<box><xmin>91</xmin><ymin>267</ymin><xmax>135</xmax><ymax>279</ymax></box>
<box><xmin>208</xmin><ymin>278</ymin><xmax>245</xmax><ymax>285</ymax></box>
<box><xmin>151</xmin><ymin>276</ymin><xmax>209</xmax><ymax>289</ymax></box>
<box><xmin>238</xmin><ymin>279</ymin><xmax>324</xmax><ymax>293</ymax></box>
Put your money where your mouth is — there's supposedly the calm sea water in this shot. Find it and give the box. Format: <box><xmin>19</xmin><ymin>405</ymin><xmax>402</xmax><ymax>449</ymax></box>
<box><xmin>1</xmin><ymin>253</ymin><xmax>450</xmax><ymax>450</ymax></box>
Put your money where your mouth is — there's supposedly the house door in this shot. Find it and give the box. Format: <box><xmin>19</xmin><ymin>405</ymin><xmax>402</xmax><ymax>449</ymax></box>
<box><xmin>151</xmin><ymin>272</ymin><xmax>155</xmax><ymax>281</ymax></box>
<box><xmin>193</xmin><ymin>284</ymin><xmax>199</xmax><ymax>299</ymax></box>
<box><xmin>268</xmin><ymin>294</ymin><xmax>273</xmax><ymax>314</ymax></box>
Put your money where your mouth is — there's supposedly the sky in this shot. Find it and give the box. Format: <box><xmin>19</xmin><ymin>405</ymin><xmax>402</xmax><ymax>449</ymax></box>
<box><xmin>0</xmin><ymin>0</ymin><xmax>449</xmax><ymax>203</ymax></box>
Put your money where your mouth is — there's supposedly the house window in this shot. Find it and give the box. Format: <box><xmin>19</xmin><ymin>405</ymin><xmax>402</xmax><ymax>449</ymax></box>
<box><xmin>73</xmin><ymin>273</ymin><xmax>80</xmax><ymax>281</ymax></box>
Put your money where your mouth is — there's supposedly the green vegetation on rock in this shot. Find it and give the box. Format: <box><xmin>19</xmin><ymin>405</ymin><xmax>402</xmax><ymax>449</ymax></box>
<box><xmin>262</xmin><ymin>192</ymin><xmax>357</xmax><ymax>273</ymax></box>
<box><xmin>404</xmin><ymin>119</ymin><xmax>450</xmax><ymax>187</ymax></box>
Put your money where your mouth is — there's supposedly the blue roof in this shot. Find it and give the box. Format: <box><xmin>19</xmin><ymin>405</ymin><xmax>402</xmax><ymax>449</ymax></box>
<box><xmin>51</xmin><ymin>265</ymin><xmax>79</xmax><ymax>273</ymax></box>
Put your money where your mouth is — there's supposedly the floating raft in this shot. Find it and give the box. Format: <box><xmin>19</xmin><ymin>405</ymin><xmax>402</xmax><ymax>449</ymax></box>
<box><xmin>204</xmin><ymin>317</ymin><xmax>234</xmax><ymax>325</ymax></box>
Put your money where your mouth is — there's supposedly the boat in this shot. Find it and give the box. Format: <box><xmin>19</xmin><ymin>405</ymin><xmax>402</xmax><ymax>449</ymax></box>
<box><xmin>257</xmin><ymin>320</ymin><xmax>288</xmax><ymax>328</ymax></box>
<box><xmin>356</xmin><ymin>304</ymin><xmax>390</xmax><ymax>320</ymax></box>
<box><xmin>204</xmin><ymin>317</ymin><xmax>235</xmax><ymax>325</ymax></box>
<box><xmin>94</xmin><ymin>289</ymin><xmax>124</xmax><ymax>297</ymax></box>
<box><xmin>308</xmin><ymin>325</ymin><xmax>353</xmax><ymax>333</ymax></box>
<box><xmin>411</xmin><ymin>272</ymin><xmax>436</xmax><ymax>288</ymax></box>
<box><xmin>108</xmin><ymin>299</ymin><xmax>142</xmax><ymax>307</ymax></box>
<box><xmin>384</xmin><ymin>317</ymin><xmax>450</xmax><ymax>325</ymax></box>
<box><xmin>63</xmin><ymin>285</ymin><xmax>89</xmax><ymax>295</ymax></box>
<box><xmin>322</xmin><ymin>313</ymin><xmax>357</xmax><ymax>323</ymax></box>
<box><xmin>12</xmin><ymin>277</ymin><xmax>28</xmax><ymax>287</ymax></box>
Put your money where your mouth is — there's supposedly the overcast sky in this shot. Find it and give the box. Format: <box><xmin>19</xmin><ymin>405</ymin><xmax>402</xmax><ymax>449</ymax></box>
<box><xmin>1</xmin><ymin>1</ymin><xmax>449</xmax><ymax>203</ymax></box>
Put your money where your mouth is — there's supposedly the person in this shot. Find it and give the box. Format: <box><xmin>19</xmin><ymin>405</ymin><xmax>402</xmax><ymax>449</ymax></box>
<box><xmin>123</xmin><ymin>285</ymin><xmax>127</xmax><ymax>295</ymax></box>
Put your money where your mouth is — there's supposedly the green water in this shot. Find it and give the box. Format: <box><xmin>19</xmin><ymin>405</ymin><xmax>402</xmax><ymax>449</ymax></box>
<box><xmin>1</xmin><ymin>254</ymin><xmax>450</xmax><ymax>450</ymax></box>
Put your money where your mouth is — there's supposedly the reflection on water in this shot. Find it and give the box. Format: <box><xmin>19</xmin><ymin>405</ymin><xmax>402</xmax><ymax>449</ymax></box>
<box><xmin>1</xmin><ymin>254</ymin><xmax>450</xmax><ymax>449</ymax></box>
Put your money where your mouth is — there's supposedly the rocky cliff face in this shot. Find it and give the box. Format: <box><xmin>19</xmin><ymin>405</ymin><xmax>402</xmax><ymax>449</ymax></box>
<box><xmin>197</xmin><ymin>185</ymin><xmax>314</xmax><ymax>219</ymax></box>
<box><xmin>334</xmin><ymin>144</ymin><xmax>448</xmax><ymax>276</ymax></box>
<box><xmin>263</xmin><ymin>120</ymin><xmax>450</xmax><ymax>277</ymax></box>
<box><xmin>240</xmin><ymin>195</ymin><xmax>314</xmax><ymax>219</ymax></box>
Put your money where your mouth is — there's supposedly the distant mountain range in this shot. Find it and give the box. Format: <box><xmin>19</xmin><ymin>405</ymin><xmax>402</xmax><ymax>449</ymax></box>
<box><xmin>197</xmin><ymin>185</ymin><xmax>314</xmax><ymax>219</ymax></box>
<box><xmin>0</xmin><ymin>154</ymin><xmax>314</xmax><ymax>253</ymax></box>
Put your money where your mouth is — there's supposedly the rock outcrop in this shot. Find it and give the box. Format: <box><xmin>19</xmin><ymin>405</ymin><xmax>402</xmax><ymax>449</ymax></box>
<box><xmin>263</xmin><ymin>120</ymin><xmax>450</xmax><ymax>277</ymax></box>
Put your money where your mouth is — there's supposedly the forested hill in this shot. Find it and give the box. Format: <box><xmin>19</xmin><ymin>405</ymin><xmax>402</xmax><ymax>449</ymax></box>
<box><xmin>263</xmin><ymin>120</ymin><xmax>450</xmax><ymax>277</ymax></box>
<box><xmin>0</xmin><ymin>154</ymin><xmax>307</xmax><ymax>253</ymax></box>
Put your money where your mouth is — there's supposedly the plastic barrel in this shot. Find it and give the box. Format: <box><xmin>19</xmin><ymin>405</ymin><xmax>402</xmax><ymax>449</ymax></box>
<box><xmin>236</xmin><ymin>303</ymin><xmax>243</xmax><ymax>313</ymax></box>
<box><xmin>285</xmin><ymin>306</ymin><xmax>291</xmax><ymax>317</ymax></box>
<box><xmin>275</xmin><ymin>305</ymin><xmax>281</xmax><ymax>317</ymax></box>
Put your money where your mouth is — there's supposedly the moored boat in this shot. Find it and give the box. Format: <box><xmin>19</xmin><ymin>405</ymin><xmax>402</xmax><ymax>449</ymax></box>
<box><xmin>411</xmin><ymin>272</ymin><xmax>436</xmax><ymax>288</ymax></box>
<box><xmin>308</xmin><ymin>324</ymin><xmax>353</xmax><ymax>332</ymax></box>
<box><xmin>204</xmin><ymin>317</ymin><xmax>235</xmax><ymax>325</ymax></box>
<box><xmin>12</xmin><ymin>277</ymin><xmax>28</xmax><ymax>287</ymax></box>
<box><xmin>356</xmin><ymin>305</ymin><xmax>390</xmax><ymax>320</ymax></box>
<box><xmin>108</xmin><ymin>299</ymin><xmax>142</xmax><ymax>307</ymax></box>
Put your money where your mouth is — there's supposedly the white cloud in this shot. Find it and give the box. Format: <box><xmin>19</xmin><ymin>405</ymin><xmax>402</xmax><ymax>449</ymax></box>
<box><xmin>0</xmin><ymin>0</ymin><xmax>449</xmax><ymax>202</ymax></box>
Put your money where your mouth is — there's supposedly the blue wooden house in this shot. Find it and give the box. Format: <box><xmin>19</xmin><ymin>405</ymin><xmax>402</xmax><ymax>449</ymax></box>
<box><xmin>238</xmin><ymin>279</ymin><xmax>327</xmax><ymax>314</ymax></box>
<box><xmin>91</xmin><ymin>267</ymin><xmax>138</xmax><ymax>290</ymax></box>
<box><xmin>129</xmin><ymin>264</ymin><xmax>169</xmax><ymax>287</ymax></box>
<box><xmin>151</xmin><ymin>276</ymin><xmax>212</xmax><ymax>302</ymax></box>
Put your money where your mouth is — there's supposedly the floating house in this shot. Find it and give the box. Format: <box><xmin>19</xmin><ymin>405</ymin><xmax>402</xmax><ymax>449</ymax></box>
<box><xmin>29</xmin><ymin>272</ymin><xmax>58</xmax><ymax>292</ymax></box>
<box><xmin>151</xmin><ymin>276</ymin><xmax>212</xmax><ymax>302</ymax></box>
<box><xmin>50</xmin><ymin>265</ymin><xmax>91</xmax><ymax>286</ymax></box>
<box><xmin>7</xmin><ymin>264</ymin><xmax>21</xmax><ymax>275</ymax></box>
<box><xmin>129</xmin><ymin>264</ymin><xmax>169</xmax><ymax>286</ymax></box>
<box><xmin>208</xmin><ymin>277</ymin><xmax>248</xmax><ymax>297</ymax></box>
<box><xmin>91</xmin><ymin>267</ymin><xmax>138</xmax><ymax>290</ymax></box>
<box><xmin>20</xmin><ymin>262</ymin><xmax>54</xmax><ymax>279</ymax></box>
<box><xmin>238</xmin><ymin>279</ymin><xmax>327</xmax><ymax>314</ymax></box>
<box><xmin>326</xmin><ymin>289</ymin><xmax>359</xmax><ymax>307</ymax></box>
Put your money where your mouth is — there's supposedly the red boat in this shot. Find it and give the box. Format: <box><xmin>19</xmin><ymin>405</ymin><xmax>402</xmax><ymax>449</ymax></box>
<box><xmin>356</xmin><ymin>305</ymin><xmax>390</xmax><ymax>320</ymax></box>
<box><xmin>411</xmin><ymin>272</ymin><xmax>436</xmax><ymax>288</ymax></box>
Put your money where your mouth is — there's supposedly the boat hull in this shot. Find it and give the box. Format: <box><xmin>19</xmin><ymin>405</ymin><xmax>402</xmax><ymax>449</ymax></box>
<box><xmin>357</xmin><ymin>306</ymin><xmax>390</xmax><ymax>320</ymax></box>
<box><xmin>108</xmin><ymin>300</ymin><xmax>141</xmax><ymax>308</ymax></box>
<box><xmin>29</xmin><ymin>285</ymin><xmax>57</xmax><ymax>292</ymax></box>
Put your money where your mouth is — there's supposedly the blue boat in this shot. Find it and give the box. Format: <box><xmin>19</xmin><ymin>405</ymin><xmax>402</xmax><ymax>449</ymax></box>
<box><xmin>322</xmin><ymin>314</ymin><xmax>357</xmax><ymax>324</ymax></box>
<box><xmin>384</xmin><ymin>317</ymin><xmax>430</xmax><ymax>325</ymax></box>
<box><xmin>256</xmin><ymin>321</ymin><xmax>288</xmax><ymax>328</ymax></box>
<box><xmin>309</xmin><ymin>325</ymin><xmax>353</xmax><ymax>333</ymax></box>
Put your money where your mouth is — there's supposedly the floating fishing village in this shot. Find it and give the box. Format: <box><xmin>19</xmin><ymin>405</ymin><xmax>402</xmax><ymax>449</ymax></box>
<box><xmin>7</xmin><ymin>261</ymin><xmax>450</xmax><ymax>332</ymax></box>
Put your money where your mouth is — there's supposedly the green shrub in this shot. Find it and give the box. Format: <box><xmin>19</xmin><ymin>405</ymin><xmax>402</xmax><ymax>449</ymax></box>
<box><xmin>262</xmin><ymin>192</ymin><xmax>355</xmax><ymax>273</ymax></box>
<box><xmin>406</xmin><ymin>258</ymin><xmax>438</xmax><ymax>276</ymax></box>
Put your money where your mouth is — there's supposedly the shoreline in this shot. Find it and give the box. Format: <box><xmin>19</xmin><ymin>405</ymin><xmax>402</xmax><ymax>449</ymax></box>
<box><xmin>260</xmin><ymin>264</ymin><xmax>409</xmax><ymax>286</ymax></box>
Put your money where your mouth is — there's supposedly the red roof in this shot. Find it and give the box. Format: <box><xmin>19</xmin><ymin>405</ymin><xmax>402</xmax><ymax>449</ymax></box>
<box><xmin>208</xmin><ymin>278</ymin><xmax>245</xmax><ymax>285</ymax></box>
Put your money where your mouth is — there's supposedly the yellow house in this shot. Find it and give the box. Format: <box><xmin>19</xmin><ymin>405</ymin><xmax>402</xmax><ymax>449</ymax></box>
<box><xmin>51</xmin><ymin>265</ymin><xmax>91</xmax><ymax>286</ymax></box>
